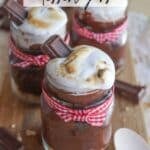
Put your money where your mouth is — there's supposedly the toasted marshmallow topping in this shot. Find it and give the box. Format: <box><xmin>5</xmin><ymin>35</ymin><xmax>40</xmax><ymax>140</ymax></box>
<box><xmin>11</xmin><ymin>7</ymin><xmax>67</xmax><ymax>50</ymax></box>
<box><xmin>24</xmin><ymin>7</ymin><xmax>67</xmax><ymax>32</ymax></box>
<box><xmin>80</xmin><ymin>0</ymin><xmax>128</xmax><ymax>22</ymax></box>
<box><xmin>46</xmin><ymin>45</ymin><xmax>115</xmax><ymax>94</ymax></box>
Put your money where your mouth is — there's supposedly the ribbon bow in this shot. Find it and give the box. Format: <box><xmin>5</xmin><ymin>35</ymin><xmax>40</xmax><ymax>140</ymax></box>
<box><xmin>43</xmin><ymin>89</ymin><xmax>113</xmax><ymax>127</ymax></box>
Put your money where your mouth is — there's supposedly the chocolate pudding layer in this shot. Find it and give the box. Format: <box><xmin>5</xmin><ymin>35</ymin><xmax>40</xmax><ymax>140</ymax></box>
<box><xmin>9</xmin><ymin>7</ymin><xmax>67</xmax><ymax>104</ymax></box>
<box><xmin>41</xmin><ymin>45</ymin><xmax>115</xmax><ymax>149</ymax></box>
<box><xmin>9</xmin><ymin>42</ymin><xmax>45</xmax><ymax>104</ymax></box>
<box><xmin>41</xmin><ymin>91</ymin><xmax>114</xmax><ymax>150</ymax></box>
<box><xmin>71</xmin><ymin>3</ymin><xmax>128</xmax><ymax>72</ymax></box>
<box><xmin>44</xmin><ymin>81</ymin><xmax>109</xmax><ymax>107</ymax></box>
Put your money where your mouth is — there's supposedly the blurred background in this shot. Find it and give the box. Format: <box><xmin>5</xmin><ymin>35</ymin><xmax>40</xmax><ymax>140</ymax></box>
<box><xmin>129</xmin><ymin>0</ymin><xmax>150</xmax><ymax>143</ymax></box>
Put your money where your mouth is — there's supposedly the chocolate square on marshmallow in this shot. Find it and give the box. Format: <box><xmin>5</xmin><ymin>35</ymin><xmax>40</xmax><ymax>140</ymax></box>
<box><xmin>3</xmin><ymin>0</ymin><xmax>27</xmax><ymax>25</ymax></box>
<box><xmin>41</xmin><ymin>35</ymin><xmax>72</xmax><ymax>58</ymax></box>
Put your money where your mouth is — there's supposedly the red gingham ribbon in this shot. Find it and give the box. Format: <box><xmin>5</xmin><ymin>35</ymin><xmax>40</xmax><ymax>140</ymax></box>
<box><xmin>9</xmin><ymin>34</ymin><xmax>70</xmax><ymax>68</ymax></box>
<box><xmin>43</xmin><ymin>89</ymin><xmax>114</xmax><ymax>127</ymax></box>
<box><xmin>9</xmin><ymin>39</ymin><xmax>50</xmax><ymax>68</ymax></box>
<box><xmin>73</xmin><ymin>18</ymin><xmax>128</xmax><ymax>44</ymax></box>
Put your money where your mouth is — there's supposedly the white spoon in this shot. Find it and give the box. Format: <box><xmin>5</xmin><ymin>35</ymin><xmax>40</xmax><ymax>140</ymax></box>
<box><xmin>114</xmin><ymin>128</ymin><xmax>150</xmax><ymax>150</ymax></box>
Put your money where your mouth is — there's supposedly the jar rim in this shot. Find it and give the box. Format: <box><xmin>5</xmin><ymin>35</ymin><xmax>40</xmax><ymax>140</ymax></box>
<box><xmin>43</xmin><ymin>84</ymin><xmax>113</xmax><ymax>110</ymax></box>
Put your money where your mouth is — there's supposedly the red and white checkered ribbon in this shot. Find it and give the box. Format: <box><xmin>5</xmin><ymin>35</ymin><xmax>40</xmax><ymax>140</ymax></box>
<box><xmin>73</xmin><ymin>18</ymin><xmax>128</xmax><ymax>44</ymax></box>
<box><xmin>9</xmin><ymin>34</ymin><xmax>70</xmax><ymax>68</ymax></box>
<box><xmin>43</xmin><ymin>89</ymin><xmax>114</xmax><ymax>127</ymax></box>
<box><xmin>9</xmin><ymin>39</ymin><xmax>50</xmax><ymax>68</ymax></box>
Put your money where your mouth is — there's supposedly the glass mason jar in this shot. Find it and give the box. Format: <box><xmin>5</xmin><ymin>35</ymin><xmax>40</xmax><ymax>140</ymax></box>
<box><xmin>9</xmin><ymin>8</ymin><xmax>67</xmax><ymax>104</ymax></box>
<box><xmin>71</xmin><ymin>6</ymin><xmax>128</xmax><ymax>73</ymax></box>
<box><xmin>9</xmin><ymin>35</ymin><xmax>46</xmax><ymax>104</ymax></box>
<box><xmin>41</xmin><ymin>73</ymin><xmax>115</xmax><ymax>150</ymax></box>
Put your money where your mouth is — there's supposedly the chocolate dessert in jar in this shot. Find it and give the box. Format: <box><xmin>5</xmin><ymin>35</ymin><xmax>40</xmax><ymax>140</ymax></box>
<box><xmin>41</xmin><ymin>44</ymin><xmax>115</xmax><ymax>150</ymax></box>
<box><xmin>7</xmin><ymin>5</ymin><xmax>68</xmax><ymax>104</ymax></box>
<box><xmin>72</xmin><ymin>0</ymin><xmax>128</xmax><ymax>73</ymax></box>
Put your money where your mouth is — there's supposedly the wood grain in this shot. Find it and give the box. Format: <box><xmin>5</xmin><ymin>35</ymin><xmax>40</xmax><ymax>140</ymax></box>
<box><xmin>0</xmin><ymin>33</ymin><xmax>148</xmax><ymax>150</ymax></box>
<box><xmin>107</xmin><ymin>45</ymin><xmax>148</xmax><ymax>149</ymax></box>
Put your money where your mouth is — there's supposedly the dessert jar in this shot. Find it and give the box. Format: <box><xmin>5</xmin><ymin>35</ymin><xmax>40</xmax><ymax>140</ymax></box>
<box><xmin>9</xmin><ymin>7</ymin><xmax>68</xmax><ymax>104</ymax></box>
<box><xmin>71</xmin><ymin>0</ymin><xmax>128</xmax><ymax>72</ymax></box>
<box><xmin>41</xmin><ymin>45</ymin><xmax>115</xmax><ymax>150</ymax></box>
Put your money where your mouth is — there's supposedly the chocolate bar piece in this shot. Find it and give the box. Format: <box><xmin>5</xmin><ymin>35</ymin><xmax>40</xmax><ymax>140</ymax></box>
<box><xmin>3</xmin><ymin>0</ymin><xmax>27</xmax><ymax>25</ymax></box>
<box><xmin>0</xmin><ymin>128</ymin><xmax>22</xmax><ymax>150</ymax></box>
<box><xmin>115</xmin><ymin>80</ymin><xmax>146</xmax><ymax>103</ymax></box>
<box><xmin>41</xmin><ymin>35</ymin><xmax>72</xmax><ymax>58</ymax></box>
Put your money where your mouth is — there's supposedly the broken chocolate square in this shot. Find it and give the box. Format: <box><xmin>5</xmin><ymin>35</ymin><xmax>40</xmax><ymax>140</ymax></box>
<box><xmin>115</xmin><ymin>80</ymin><xmax>146</xmax><ymax>103</ymax></box>
<box><xmin>3</xmin><ymin>0</ymin><xmax>27</xmax><ymax>25</ymax></box>
<box><xmin>41</xmin><ymin>35</ymin><xmax>72</xmax><ymax>58</ymax></box>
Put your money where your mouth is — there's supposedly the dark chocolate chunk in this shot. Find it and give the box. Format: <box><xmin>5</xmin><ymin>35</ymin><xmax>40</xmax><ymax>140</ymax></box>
<box><xmin>41</xmin><ymin>35</ymin><xmax>72</xmax><ymax>58</ymax></box>
<box><xmin>3</xmin><ymin>0</ymin><xmax>27</xmax><ymax>25</ymax></box>
<box><xmin>0</xmin><ymin>128</ymin><xmax>22</xmax><ymax>150</ymax></box>
<box><xmin>115</xmin><ymin>80</ymin><xmax>146</xmax><ymax>104</ymax></box>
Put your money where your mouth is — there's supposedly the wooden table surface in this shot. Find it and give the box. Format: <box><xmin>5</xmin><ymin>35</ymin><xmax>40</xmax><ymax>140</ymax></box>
<box><xmin>0</xmin><ymin>1</ymin><xmax>149</xmax><ymax>149</ymax></box>
<box><xmin>0</xmin><ymin>31</ymin><xmax>147</xmax><ymax>150</ymax></box>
